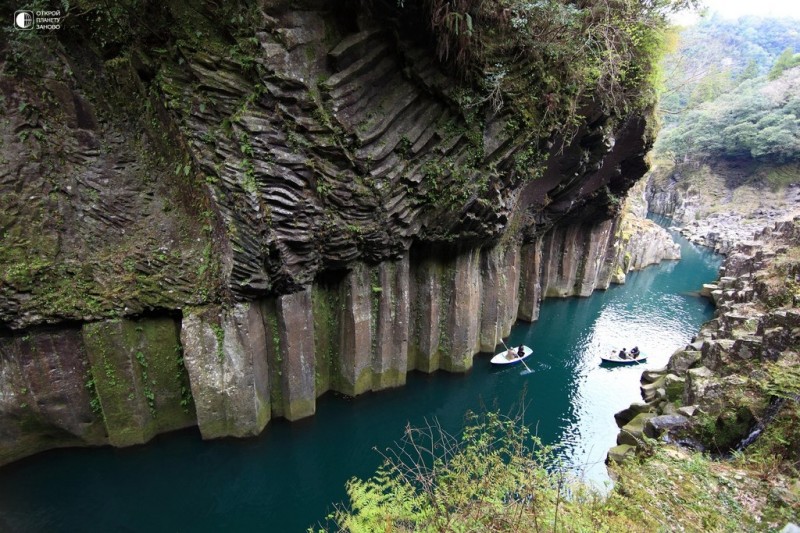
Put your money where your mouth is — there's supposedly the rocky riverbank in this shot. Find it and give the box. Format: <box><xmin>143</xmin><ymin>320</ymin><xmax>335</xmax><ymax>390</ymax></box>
<box><xmin>646</xmin><ymin>161</ymin><xmax>800</xmax><ymax>254</ymax></box>
<box><xmin>608</xmin><ymin>217</ymin><xmax>800</xmax><ymax>522</ymax></box>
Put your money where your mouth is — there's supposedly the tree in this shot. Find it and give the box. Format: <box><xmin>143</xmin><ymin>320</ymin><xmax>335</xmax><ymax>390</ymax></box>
<box><xmin>768</xmin><ymin>47</ymin><xmax>800</xmax><ymax>80</ymax></box>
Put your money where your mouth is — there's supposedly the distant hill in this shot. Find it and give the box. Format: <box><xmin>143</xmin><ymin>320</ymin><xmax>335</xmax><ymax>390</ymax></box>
<box><xmin>655</xmin><ymin>66</ymin><xmax>800</xmax><ymax>165</ymax></box>
<box><xmin>659</xmin><ymin>16</ymin><xmax>800</xmax><ymax>123</ymax></box>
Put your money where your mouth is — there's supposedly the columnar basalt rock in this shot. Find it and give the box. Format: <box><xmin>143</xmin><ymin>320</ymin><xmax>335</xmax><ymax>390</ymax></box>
<box><xmin>442</xmin><ymin>249</ymin><xmax>482</xmax><ymax>372</ymax></box>
<box><xmin>83</xmin><ymin>317</ymin><xmax>194</xmax><ymax>446</ymax></box>
<box><xmin>0</xmin><ymin>1</ymin><xmax>683</xmax><ymax>464</ymax></box>
<box><xmin>409</xmin><ymin>257</ymin><xmax>443</xmax><ymax>373</ymax></box>
<box><xmin>181</xmin><ymin>304</ymin><xmax>270</xmax><ymax>438</ymax></box>
<box><xmin>338</xmin><ymin>264</ymin><xmax>375</xmax><ymax>396</ymax></box>
<box><xmin>518</xmin><ymin>240</ymin><xmax>544</xmax><ymax>322</ymax></box>
<box><xmin>276</xmin><ymin>290</ymin><xmax>316</xmax><ymax>420</ymax></box>
<box><xmin>0</xmin><ymin>327</ymin><xmax>106</xmax><ymax>464</ymax></box>
<box><xmin>372</xmin><ymin>255</ymin><xmax>411</xmax><ymax>390</ymax></box>
<box><xmin>479</xmin><ymin>246</ymin><xmax>521</xmax><ymax>352</ymax></box>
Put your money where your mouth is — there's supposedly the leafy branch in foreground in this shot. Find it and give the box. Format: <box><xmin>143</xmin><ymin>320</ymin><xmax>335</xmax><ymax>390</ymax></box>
<box><xmin>320</xmin><ymin>412</ymin><xmax>581</xmax><ymax>532</ymax></box>
<box><xmin>316</xmin><ymin>410</ymin><xmax>779</xmax><ymax>532</ymax></box>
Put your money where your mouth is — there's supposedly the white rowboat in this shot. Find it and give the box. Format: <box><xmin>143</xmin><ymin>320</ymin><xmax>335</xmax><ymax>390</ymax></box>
<box><xmin>490</xmin><ymin>345</ymin><xmax>533</xmax><ymax>365</ymax></box>
<box><xmin>600</xmin><ymin>353</ymin><xmax>647</xmax><ymax>364</ymax></box>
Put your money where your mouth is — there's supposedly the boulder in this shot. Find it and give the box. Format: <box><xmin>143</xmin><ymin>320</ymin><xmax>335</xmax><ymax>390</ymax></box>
<box><xmin>700</xmin><ymin>339</ymin><xmax>736</xmax><ymax>372</ymax></box>
<box><xmin>700</xmin><ymin>284</ymin><xmax>718</xmax><ymax>298</ymax></box>
<box><xmin>614</xmin><ymin>402</ymin><xmax>655</xmax><ymax>428</ymax></box>
<box><xmin>607</xmin><ymin>444</ymin><xmax>637</xmax><ymax>464</ymax></box>
<box><xmin>667</xmin><ymin>350</ymin><xmax>701</xmax><ymax>375</ymax></box>
<box><xmin>641</xmin><ymin>376</ymin><xmax>666</xmax><ymax>402</ymax></box>
<box><xmin>683</xmin><ymin>366</ymin><xmax>713</xmax><ymax>406</ymax></box>
<box><xmin>618</xmin><ymin>412</ymin><xmax>657</xmax><ymax>447</ymax></box>
<box><xmin>732</xmin><ymin>336</ymin><xmax>763</xmax><ymax>360</ymax></box>
<box><xmin>644</xmin><ymin>414</ymin><xmax>690</xmax><ymax>439</ymax></box>
<box><xmin>641</xmin><ymin>368</ymin><xmax>667</xmax><ymax>384</ymax></box>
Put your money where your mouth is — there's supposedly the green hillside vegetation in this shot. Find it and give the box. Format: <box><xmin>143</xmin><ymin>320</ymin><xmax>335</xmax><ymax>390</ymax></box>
<box><xmin>659</xmin><ymin>16</ymin><xmax>800</xmax><ymax>122</ymax></box>
<box><xmin>320</xmin><ymin>411</ymin><xmax>798</xmax><ymax>532</ymax></box>
<box><xmin>655</xmin><ymin>66</ymin><xmax>800</xmax><ymax>164</ymax></box>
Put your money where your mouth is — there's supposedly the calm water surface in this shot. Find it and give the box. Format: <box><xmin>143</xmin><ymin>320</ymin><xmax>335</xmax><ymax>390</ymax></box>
<box><xmin>0</xmin><ymin>222</ymin><xmax>720</xmax><ymax>532</ymax></box>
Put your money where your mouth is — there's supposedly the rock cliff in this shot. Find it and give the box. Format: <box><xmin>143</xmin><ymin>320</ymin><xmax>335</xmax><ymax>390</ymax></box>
<box><xmin>0</xmin><ymin>1</ymin><xmax>679</xmax><ymax>464</ymax></box>
<box><xmin>645</xmin><ymin>160</ymin><xmax>800</xmax><ymax>253</ymax></box>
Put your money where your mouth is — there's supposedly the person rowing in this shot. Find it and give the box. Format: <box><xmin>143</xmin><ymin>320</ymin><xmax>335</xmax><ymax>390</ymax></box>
<box><xmin>630</xmin><ymin>346</ymin><xmax>640</xmax><ymax>359</ymax></box>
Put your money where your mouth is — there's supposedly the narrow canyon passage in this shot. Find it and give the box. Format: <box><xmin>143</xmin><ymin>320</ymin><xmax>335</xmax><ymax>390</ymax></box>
<box><xmin>0</xmin><ymin>224</ymin><xmax>720</xmax><ymax>532</ymax></box>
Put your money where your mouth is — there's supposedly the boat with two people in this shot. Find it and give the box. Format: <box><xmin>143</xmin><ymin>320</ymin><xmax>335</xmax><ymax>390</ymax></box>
<box><xmin>600</xmin><ymin>346</ymin><xmax>646</xmax><ymax>364</ymax></box>
<box><xmin>490</xmin><ymin>345</ymin><xmax>533</xmax><ymax>365</ymax></box>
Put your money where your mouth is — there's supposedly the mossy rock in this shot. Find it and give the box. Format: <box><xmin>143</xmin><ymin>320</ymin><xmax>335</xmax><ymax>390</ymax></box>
<box><xmin>607</xmin><ymin>444</ymin><xmax>637</xmax><ymax>464</ymax></box>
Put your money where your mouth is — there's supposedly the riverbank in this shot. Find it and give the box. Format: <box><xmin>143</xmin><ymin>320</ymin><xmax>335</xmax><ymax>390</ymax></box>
<box><xmin>646</xmin><ymin>160</ymin><xmax>800</xmax><ymax>254</ymax></box>
<box><xmin>608</xmin><ymin>217</ymin><xmax>800</xmax><ymax>529</ymax></box>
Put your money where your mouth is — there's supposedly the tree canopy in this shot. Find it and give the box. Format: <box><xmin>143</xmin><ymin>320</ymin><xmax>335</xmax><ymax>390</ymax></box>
<box><xmin>655</xmin><ymin>66</ymin><xmax>800</xmax><ymax>163</ymax></box>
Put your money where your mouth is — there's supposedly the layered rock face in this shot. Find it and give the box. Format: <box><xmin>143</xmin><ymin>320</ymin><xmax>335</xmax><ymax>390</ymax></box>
<box><xmin>0</xmin><ymin>1</ymin><xmax>678</xmax><ymax>464</ymax></box>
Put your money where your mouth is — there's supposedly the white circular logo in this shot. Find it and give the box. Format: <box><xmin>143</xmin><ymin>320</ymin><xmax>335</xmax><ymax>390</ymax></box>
<box><xmin>14</xmin><ymin>11</ymin><xmax>34</xmax><ymax>30</ymax></box>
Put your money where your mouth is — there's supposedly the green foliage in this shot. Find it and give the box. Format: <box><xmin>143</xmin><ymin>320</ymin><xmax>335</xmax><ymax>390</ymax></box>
<box><xmin>655</xmin><ymin>67</ymin><xmax>800</xmax><ymax>164</ymax></box>
<box><xmin>210</xmin><ymin>322</ymin><xmax>225</xmax><ymax>361</ymax></box>
<box><xmin>84</xmin><ymin>370</ymin><xmax>103</xmax><ymax>415</ymax></box>
<box><xmin>762</xmin><ymin>362</ymin><xmax>800</xmax><ymax>400</ymax></box>
<box><xmin>768</xmin><ymin>47</ymin><xmax>800</xmax><ymax>81</ymax></box>
<box><xmin>398</xmin><ymin>0</ymin><xmax>685</xmax><ymax>150</ymax></box>
<box><xmin>658</xmin><ymin>16</ymin><xmax>800</xmax><ymax>121</ymax></box>
<box><xmin>327</xmin><ymin>412</ymin><xmax>580</xmax><ymax>532</ymax></box>
<box><xmin>322</xmin><ymin>411</ymin><xmax>774</xmax><ymax>532</ymax></box>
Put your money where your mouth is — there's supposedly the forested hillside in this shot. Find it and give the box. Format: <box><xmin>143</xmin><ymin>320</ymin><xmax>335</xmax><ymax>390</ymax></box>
<box><xmin>656</xmin><ymin>67</ymin><xmax>800</xmax><ymax>165</ymax></box>
<box><xmin>659</xmin><ymin>16</ymin><xmax>800</xmax><ymax>122</ymax></box>
<box><xmin>646</xmin><ymin>15</ymin><xmax>800</xmax><ymax>249</ymax></box>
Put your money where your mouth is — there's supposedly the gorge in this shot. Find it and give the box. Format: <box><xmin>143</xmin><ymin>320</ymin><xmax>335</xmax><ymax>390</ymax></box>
<box><xmin>0</xmin><ymin>0</ymin><xmax>681</xmax><ymax>466</ymax></box>
<box><xmin>0</xmin><ymin>221</ymin><xmax>718</xmax><ymax>531</ymax></box>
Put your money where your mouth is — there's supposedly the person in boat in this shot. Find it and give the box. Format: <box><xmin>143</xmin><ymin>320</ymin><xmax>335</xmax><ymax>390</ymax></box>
<box><xmin>630</xmin><ymin>346</ymin><xmax>640</xmax><ymax>359</ymax></box>
<box><xmin>506</xmin><ymin>348</ymin><xmax>515</xmax><ymax>360</ymax></box>
<box><xmin>618</xmin><ymin>348</ymin><xmax>628</xmax><ymax>359</ymax></box>
<box><xmin>517</xmin><ymin>345</ymin><xmax>525</xmax><ymax>358</ymax></box>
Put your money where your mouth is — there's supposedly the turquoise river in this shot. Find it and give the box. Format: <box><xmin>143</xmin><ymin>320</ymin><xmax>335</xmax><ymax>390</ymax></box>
<box><xmin>0</xmin><ymin>221</ymin><xmax>721</xmax><ymax>531</ymax></box>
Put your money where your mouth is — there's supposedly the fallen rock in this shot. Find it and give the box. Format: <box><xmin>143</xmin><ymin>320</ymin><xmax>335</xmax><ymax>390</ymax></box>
<box><xmin>618</xmin><ymin>412</ymin><xmax>657</xmax><ymax>447</ymax></box>
<box><xmin>667</xmin><ymin>350</ymin><xmax>701</xmax><ymax>375</ymax></box>
<box><xmin>644</xmin><ymin>414</ymin><xmax>690</xmax><ymax>439</ymax></box>
<box><xmin>614</xmin><ymin>402</ymin><xmax>655</xmax><ymax>428</ymax></box>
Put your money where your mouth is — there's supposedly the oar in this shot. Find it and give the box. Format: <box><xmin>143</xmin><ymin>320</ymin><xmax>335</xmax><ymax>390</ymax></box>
<box><xmin>500</xmin><ymin>338</ymin><xmax>534</xmax><ymax>376</ymax></box>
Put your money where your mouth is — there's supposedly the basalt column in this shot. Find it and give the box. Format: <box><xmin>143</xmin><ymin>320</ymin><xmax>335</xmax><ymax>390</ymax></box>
<box><xmin>372</xmin><ymin>254</ymin><xmax>411</xmax><ymax>390</ymax></box>
<box><xmin>518</xmin><ymin>239</ymin><xmax>544</xmax><ymax>322</ymax></box>
<box><xmin>540</xmin><ymin>222</ymin><xmax>616</xmax><ymax>298</ymax></box>
<box><xmin>274</xmin><ymin>289</ymin><xmax>317</xmax><ymax>421</ymax></box>
<box><xmin>334</xmin><ymin>257</ymin><xmax>411</xmax><ymax>395</ymax></box>
<box><xmin>181</xmin><ymin>304</ymin><xmax>270</xmax><ymax>439</ymax></box>
<box><xmin>83</xmin><ymin>317</ymin><xmax>194</xmax><ymax>446</ymax></box>
<box><xmin>479</xmin><ymin>245</ymin><xmax>521</xmax><ymax>352</ymax></box>
<box><xmin>0</xmin><ymin>327</ymin><xmax>107</xmax><ymax>465</ymax></box>
<box><xmin>338</xmin><ymin>264</ymin><xmax>375</xmax><ymax>396</ymax></box>
<box><xmin>441</xmin><ymin>249</ymin><xmax>482</xmax><ymax>372</ymax></box>
<box><xmin>408</xmin><ymin>256</ymin><xmax>443</xmax><ymax>373</ymax></box>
